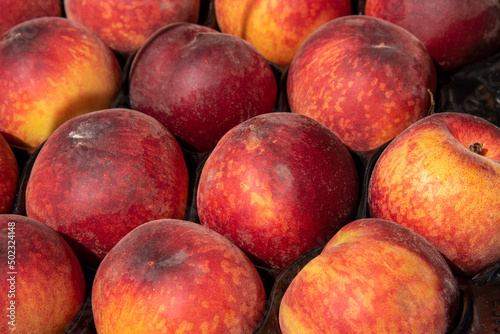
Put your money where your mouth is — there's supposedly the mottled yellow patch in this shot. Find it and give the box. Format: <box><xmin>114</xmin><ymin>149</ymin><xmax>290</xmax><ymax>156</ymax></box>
<box><xmin>199</xmin><ymin>315</ymin><xmax>220</xmax><ymax>334</ymax></box>
<box><xmin>227</xmin><ymin>193</ymin><xmax>237</xmax><ymax>209</ymax></box>
<box><xmin>357</xmin><ymin>90</ymin><xmax>365</xmax><ymax>102</ymax></box>
<box><xmin>343</xmin><ymin>296</ymin><xmax>361</xmax><ymax>319</ymax></box>
<box><xmin>221</xmin><ymin>260</ymin><xmax>246</xmax><ymax>285</ymax></box>
<box><xmin>46</xmin><ymin>78</ymin><xmax>57</xmax><ymax>87</ymax></box>
<box><xmin>250</xmin><ymin>191</ymin><xmax>275</xmax><ymax>220</ymax></box>
<box><xmin>384</xmin><ymin>64</ymin><xmax>393</xmax><ymax>77</ymax></box>
<box><xmin>60</xmin><ymin>35</ymin><xmax>76</xmax><ymax>43</ymax></box>
<box><xmin>100</xmin><ymin>1</ymin><xmax>113</xmax><ymax>19</ymax></box>
<box><xmin>279</xmin><ymin>302</ymin><xmax>318</xmax><ymax>334</ymax></box>
<box><xmin>334</xmin><ymin>97</ymin><xmax>345</xmax><ymax>112</ymax></box>
<box><xmin>240</xmin><ymin>182</ymin><xmax>250</xmax><ymax>192</ymax></box>
<box><xmin>321</xmin><ymin>90</ymin><xmax>334</xmax><ymax>111</ymax></box>
<box><xmin>324</xmin><ymin>228</ymin><xmax>361</xmax><ymax>250</ymax></box>
<box><xmin>175</xmin><ymin>321</ymin><xmax>194</xmax><ymax>333</ymax></box>
<box><xmin>155</xmin><ymin>318</ymin><xmax>166</xmax><ymax>330</ymax></box>
<box><xmin>231</xmin><ymin>163</ymin><xmax>246</xmax><ymax>177</ymax></box>
<box><xmin>111</xmin><ymin>22</ymin><xmax>124</xmax><ymax>29</ymax></box>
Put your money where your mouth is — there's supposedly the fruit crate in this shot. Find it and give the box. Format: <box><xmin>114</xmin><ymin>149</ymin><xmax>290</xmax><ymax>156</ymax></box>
<box><xmin>10</xmin><ymin>56</ymin><xmax>500</xmax><ymax>330</ymax></box>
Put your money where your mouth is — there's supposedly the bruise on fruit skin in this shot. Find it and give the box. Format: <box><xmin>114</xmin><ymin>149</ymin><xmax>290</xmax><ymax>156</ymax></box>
<box><xmin>368</xmin><ymin>113</ymin><xmax>500</xmax><ymax>277</ymax></box>
<box><xmin>148</xmin><ymin>249</ymin><xmax>188</xmax><ymax>269</ymax></box>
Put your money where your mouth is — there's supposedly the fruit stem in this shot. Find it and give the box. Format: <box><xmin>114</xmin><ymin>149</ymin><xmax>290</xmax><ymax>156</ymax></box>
<box><xmin>469</xmin><ymin>142</ymin><xmax>484</xmax><ymax>154</ymax></box>
<box><xmin>427</xmin><ymin>89</ymin><xmax>435</xmax><ymax>116</ymax></box>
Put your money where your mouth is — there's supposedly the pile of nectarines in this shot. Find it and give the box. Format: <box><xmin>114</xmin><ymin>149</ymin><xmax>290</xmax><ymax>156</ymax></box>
<box><xmin>0</xmin><ymin>0</ymin><xmax>499</xmax><ymax>333</ymax></box>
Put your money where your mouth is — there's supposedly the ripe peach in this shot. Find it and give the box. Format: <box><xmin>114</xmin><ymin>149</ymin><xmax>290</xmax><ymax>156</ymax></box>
<box><xmin>64</xmin><ymin>0</ymin><xmax>200</xmax><ymax>54</ymax></box>
<box><xmin>368</xmin><ymin>112</ymin><xmax>500</xmax><ymax>277</ymax></box>
<box><xmin>197</xmin><ymin>112</ymin><xmax>359</xmax><ymax>269</ymax></box>
<box><xmin>92</xmin><ymin>219</ymin><xmax>267</xmax><ymax>333</ymax></box>
<box><xmin>279</xmin><ymin>218</ymin><xmax>460</xmax><ymax>334</ymax></box>
<box><xmin>0</xmin><ymin>214</ymin><xmax>86</xmax><ymax>333</ymax></box>
<box><xmin>215</xmin><ymin>0</ymin><xmax>352</xmax><ymax>68</ymax></box>
<box><xmin>128</xmin><ymin>22</ymin><xmax>277</xmax><ymax>152</ymax></box>
<box><xmin>287</xmin><ymin>15</ymin><xmax>436</xmax><ymax>153</ymax></box>
<box><xmin>0</xmin><ymin>17</ymin><xmax>122</xmax><ymax>148</ymax></box>
<box><xmin>364</xmin><ymin>0</ymin><xmax>500</xmax><ymax>72</ymax></box>
<box><xmin>25</xmin><ymin>108</ymin><xmax>189</xmax><ymax>267</ymax></box>
<box><xmin>0</xmin><ymin>0</ymin><xmax>62</xmax><ymax>36</ymax></box>
<box><xmin>0</xmin><ymin>134</ymin><xmax>19</xmax><ymax>213</ymax></box>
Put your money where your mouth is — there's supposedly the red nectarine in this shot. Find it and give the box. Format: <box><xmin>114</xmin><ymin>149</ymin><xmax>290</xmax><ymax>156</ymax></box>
<box><xmin>128</xmin><ymin>22</ymin><xmax>278</xmax><ymax>152</ymax></box>
<box><xmin>197</xmin><ymin>112</ymin><xmax>360</xmax><ymax>269</ymax></box>
<box><xmin>0</xmin><ymin>0</ymin><xmax>62</xmax><ymax>36</ymax></box>
<box><xmin>364</xmin><ymin>0</ymin><xmax>500</xmax><ymax>72</ymax></box>
<box><xmin>25</xmin><ymin>108</ymin><xmax>189</xmax><ymax>267</ymax></box>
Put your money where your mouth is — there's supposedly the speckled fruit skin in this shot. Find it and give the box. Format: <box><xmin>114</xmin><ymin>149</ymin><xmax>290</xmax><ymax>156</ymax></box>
<box><xmin>197</xmin><ymin>112</ymin><xmax>359</xmax><ymax>269</ymax></box>
<box><xmin>0</xmin><ymin>214</ymin><xmax>86</xmax><ymax>334</ymax></box>
<box><xmin>364</xmin><ymin>0</ymin><xmax>500</xmax><ymax>73</ymax></box>
<box><xmin>92</xmin><ymin>219</ymin><xmax>267</xmax><ymax>334</ymax></box>
<box><xmin>0</xmin><ymin>135</ymin><xmax>19</xmax><ymax>213</ymax></box>
<box><xmin>25</xmin><ymin>108</ymin><xmax>189</xmax><ymax>267</ymax></box>
<box><xmin>287</xmin><ymin>15</ymin><xmax>437</xmax><ymax>153</ymax></box>
<box><xmin>0</xmin><ymin>17</ymin><xmax>122</xmax><ymax>149</ymax></box>
<box><xmin>0</xmin><ymin>0</ymin><xmax>62</xmax><ymax>36</ymax></box>
<box><xmin>279</xmin><ymin>218</ymin><xmax>460</xmax><ymax>334</ymax></box>
<box><xmin>368</xmin><ymin>112</ymin><xmax>500</xmax><ymax>277</ymax></box>
<box><xmin>64</xmin><ymin>0</ymin><xmax>200</xmax><ymax>54</ymax></box>
<box><xmin>214</xmin><ymin>0</ymin><xmax>352</xmax><ymax>67</ymax></box>
<box><xmin>129</xmin><ymin>22</ymin><xmax>277</xmax><ymax>153</ymax></box>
